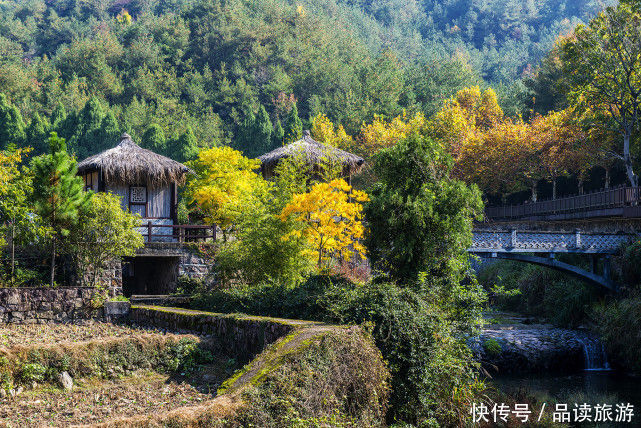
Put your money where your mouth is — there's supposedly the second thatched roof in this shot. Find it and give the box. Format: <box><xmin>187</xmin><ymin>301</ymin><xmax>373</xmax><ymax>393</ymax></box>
<box><xmin>77</xmin><ymin>133</ymin><xmax>190</xmax><ymax>187</ymax></box>
<box><xmin>258</xmin><ymin>130</ymin><xmax>365</xmax><ymax>178</ymax></box>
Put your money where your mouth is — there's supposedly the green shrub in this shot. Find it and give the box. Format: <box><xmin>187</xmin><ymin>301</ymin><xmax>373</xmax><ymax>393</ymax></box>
<box><xmin>19</xmin><ymin>362</ymin><xmax>47</xmax><ymax>383</ymax></box>
<box><xmin>618</xmin><ymin>240</ymin><xmax>641</xmax><ymax>288</ymax></box>
<box><xmin>175</xmin><ymin>275</ymin><xmax>205</xmax><ymax>295</ymax></box>
<box><xmin>478</xmin><ymin>259</ymin><xmax>600</xmax><ymax>327</ymax></box>
<box><xmin>593</xmin><ymin>294</ymin><xmax>641</xmax><ymax>372</ymax></box>
<box><xmin>483</xmin><ymin>338</ymin><xmax>502</xmax><ymax>357</ymax></box>
<box><xmin>194</xmin><ymin>275</ymin><xmax>486</xmax><ymax>426</ymax></box>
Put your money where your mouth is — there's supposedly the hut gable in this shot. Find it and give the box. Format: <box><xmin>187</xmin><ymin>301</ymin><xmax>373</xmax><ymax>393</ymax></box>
<box><xmin>77</xmin><ymin>133</ymin><xmax>190</xmax><ymax>188</ymax></box>
<box><xmin>258</xmin><ymin>130</ymin><xmax>364</xmax><ymax>179</ymax></box>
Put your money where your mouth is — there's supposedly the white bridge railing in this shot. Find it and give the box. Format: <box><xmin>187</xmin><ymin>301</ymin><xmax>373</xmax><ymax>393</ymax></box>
<box><xmin>470</xmin><ymin>229</ymin><xmax>636</xmax><ymax>254</ymax></box>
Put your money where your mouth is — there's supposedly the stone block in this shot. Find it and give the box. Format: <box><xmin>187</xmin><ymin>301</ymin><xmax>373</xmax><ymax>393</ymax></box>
<box><xmin>104</xmin><ymin>301</ymin><xmax>131</xmax><ymax>316</ymax></box>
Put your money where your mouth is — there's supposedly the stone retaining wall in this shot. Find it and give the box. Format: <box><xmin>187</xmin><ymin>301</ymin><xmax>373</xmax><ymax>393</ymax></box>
<box><xmin>128</xmin><ymin>305</ymin><xmax>316</xmax><ymax>359</ymax></box>
<box><xmin>472</xmin><ymin>324</ymin><xmax>585</xmax><ymax>373</ymax></box>
<box><xmin>0</xmin><ymin>287</ymin><xmax>100</xmax><ymax>323</ymax></box>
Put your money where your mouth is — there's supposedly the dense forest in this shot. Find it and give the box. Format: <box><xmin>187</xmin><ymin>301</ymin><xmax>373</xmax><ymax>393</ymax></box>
<box><xmin>0</xmin><ymin>0</ymin><xmax>612</xmax><ymax>161</ymax></box>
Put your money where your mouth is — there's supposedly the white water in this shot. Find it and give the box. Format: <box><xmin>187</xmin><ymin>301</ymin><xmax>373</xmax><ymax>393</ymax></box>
<box><xmin>577</xmin><ymin>336</ymin><xmax>611</xmax><ymax>371</ymax></box>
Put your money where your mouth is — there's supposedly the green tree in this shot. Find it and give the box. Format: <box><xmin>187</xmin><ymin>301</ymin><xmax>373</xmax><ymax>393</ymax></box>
<box><xmin>273</xmin><ymin>118</ymin><xmax>285</xmax><ymax>148</ymax></box>
<box><xmin>365</xmin><ymin>133</ymin><xmax>483</xmax><ymax>282</ymax></box>
<box><xmin>25</xmin><ymin>113</ymin><xmax>50</xmax><ymax>155</ymax></box>
<box><xmin>99</xmin><ymin>110</ymin><xmax>120</xmax><ymax>150</ymax></box>
<box><xmin>171</xmin><ymin>126</ymin><xmax>199</xmax><ymax>162</ymax></box>
<box><xmin>70</xmin><ymin>192</ymin><xmax>144</xmax><ymax>288</ymax></box>
<box><xmin>31</xmin><ymin>133</ymin><xmax>91</xmax><ymax>286</ymax></box>
<box><xmin>0</xmin><ymin>147</ymin><xmax>39</xmax><ymax>283</ymax></box>
<box><xmin>71</xmin><ymin>96</ymin><xmax>104</xmax><ymax>158</ymax></box>
<box><xmin>0</xmin><ymin>94</ymin><xmax>25</xmax><ymax>149</ymax></box>
<box><xmin>284</xmin><ymin>103</ymin><xmax>303</xmax><ymax>143</ymax></box>
<box><xmin>253</xmin><ymin>104</ymin><xmax>273</xmax><ymax>156</ymax></box>
<box><xmin>561</xmin><ymin>3</ymin><xmax>641</xmax><ymax>186</ymax></box>
<box><xmin>141</xmin><ymin>123</ymin><xmax>166</xmax><ymax>154</ymax></box>
<box><xmin>51</xmin><ymin>102</ymin><xmax>67</xmax><ymax>129</ymax></box>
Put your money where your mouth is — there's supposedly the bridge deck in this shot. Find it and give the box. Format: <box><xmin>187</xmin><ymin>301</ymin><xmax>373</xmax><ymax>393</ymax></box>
<box><xmin>470</xmin><ymin>229</ymin><xmax>634</xmax><ymax>254</ymax></box>
<box><xmin>486</xmin><ymin>186</ymin><xmax>641</xmax><ymax>222</ymax></box>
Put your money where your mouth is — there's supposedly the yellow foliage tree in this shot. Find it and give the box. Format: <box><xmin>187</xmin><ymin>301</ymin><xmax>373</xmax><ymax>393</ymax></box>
<box><xmin>427</xmin><ymin>86</ymin><xmax>503</xmax><ymax>163</ymax></box>
<box><xmin>310</xmin><ymin>113</ymin><xmax>354</xmax><ymax>151</ymax></box>
<box><xmin>358</xmin><ymin>110</ymin><xmax>427</xmax><ymax>159</ymax></box>
<box><xmin>279</xmin><ymin>179</ymin><xmax>369</xmax><ymax>269</ymax></box>
<box><xmin>187</xmin><ymin>146</ymin><xmax>268</xmax><ymax>239</ymax></box>
<box><xmin>116</xmin><ymin>9</ymin><xmax>132</xmax><ymax>25</ymax></box>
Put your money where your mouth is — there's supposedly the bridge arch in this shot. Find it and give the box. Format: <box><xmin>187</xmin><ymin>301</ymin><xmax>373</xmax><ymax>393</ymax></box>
<box><xmin>477</xmin><ymin>252</ymin><xmax>617</xmax><ymax>292</ymax></box>
<box><xmin>469</xmin><ymin>228</ymin><xmax>634</xmax><ymax>293</ymax></box>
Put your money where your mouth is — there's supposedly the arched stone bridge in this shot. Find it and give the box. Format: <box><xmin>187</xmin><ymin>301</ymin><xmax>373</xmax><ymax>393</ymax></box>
<box><xmin>469</xmin><ymin>229</ymin><xmax>638</xmax><ymax>292</ymax></box>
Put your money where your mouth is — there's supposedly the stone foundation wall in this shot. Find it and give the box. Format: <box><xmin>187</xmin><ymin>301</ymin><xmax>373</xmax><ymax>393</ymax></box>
<box><xmin>0</xmin><ymin>287</ymin><xmax>101</xmax><ymax>323</ymax></box>
<box><xmin>128</xmin><ymin>305</ymin><xmax>309</xmax><ymax>358</ymax></box>
<box><xmin>78</xmin><ymin>258</ymin><xmax>123</xmax><ymax>296</ymax></box>
<box><xmin>137</xmin><ymin>243</ymin><xmax>213</xmax><ymax>284</ymax></box>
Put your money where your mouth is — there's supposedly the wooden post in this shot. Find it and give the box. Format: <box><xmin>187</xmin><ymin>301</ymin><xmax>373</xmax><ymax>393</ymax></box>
<box><xmin>212</xmin><ymin>225</ymin><xmax>217</xmax><ymax>241</ymax></box>
<box><xmin>147</xmin><ymin>221</ymin><xmax>152</xmax><ymax>243</ymax></box>
<box><xmin>603</xmin><ymin>255</ymin><xmax>612</xmax><ymax>280</ymax></box>
<box><xmin>179</xmin><ymin>226</ymin><xmax>184</xmax><ymax>244</ymax></box>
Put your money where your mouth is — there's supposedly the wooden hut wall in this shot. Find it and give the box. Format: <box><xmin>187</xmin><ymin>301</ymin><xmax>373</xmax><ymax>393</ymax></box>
<box><xmin>82</xmin><ymin>171</ymin><xmax>99</xmax><ymax>192</ymax></box>
<box><xmin>107</xmin><ymin>184</ymin><xmax>129</xmax><ymax>212</ymax></box>
<box><xmin>105</xmin><ymin>183</ymin><xmax>172</xmax><ymax>219</ymax></box>
<box><xmin>148</xmin><ymin>186</ymin><xmax>171</xmax><ymax>218</ymax></box>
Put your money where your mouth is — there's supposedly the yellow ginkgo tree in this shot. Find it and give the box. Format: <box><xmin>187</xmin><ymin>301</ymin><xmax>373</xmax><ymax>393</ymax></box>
<box><xmin>187</xmin><ymin>146</ymin><xmax>268</xmax><ymax>240</ymax></box>
<box><xmin>279</xmin><ymin>178</ymin><xmax>368</xmax><ymax>269</ymax></box>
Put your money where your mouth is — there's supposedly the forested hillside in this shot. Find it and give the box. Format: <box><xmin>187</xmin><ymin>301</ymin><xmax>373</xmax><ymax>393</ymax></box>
<box><xmin>0</xmin><ymin>0</ymin><xmax>611</xmax><ymax>159</ymax></box>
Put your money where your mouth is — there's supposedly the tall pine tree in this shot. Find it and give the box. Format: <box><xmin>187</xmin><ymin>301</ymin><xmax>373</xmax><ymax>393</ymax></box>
<box><xmin>273</xmin><ymin>118</ymin><xmax>285</xmax><ymax>148</ymax></box>
<box><xmin>0</xmin><ymin>94</ymin><xmax>26</xmax><ymax>149</ymax></box>
<box><xmin>31</xmin><ymin>133</ymin><xmax>91</xmax><ymax>286</ymax></box>
<box><xmin>142</xmin><ymin>124</ymin><xmax>166</xmax><ymax>154</ymax></box>
<box><xmin>71</xmin><ymin>97</ymin><xmax>104</xmax><ymax>158</ymax></box>
<box><xmin>99</xmin><ymin>111</ymin><xmax>120</xmax><ymax>151</ymax></box>
<box><xmin>284</xmin><ymin>103</ymin><xmax>303</xmax><ymax>143</ymax></box>
<box><xmin>25</xmin><ymin>113</ymin><xmax>50</xmax><ymax>155</ymax></box>
<box><xmin>253</xmin><ymin>104</ymin><xmax>273</xmax><ymax>157</ymax></box>
<box><xmin>170</xmin><ymin>127</ymin><xmax>199</xmax><ymax>162</ymax></box>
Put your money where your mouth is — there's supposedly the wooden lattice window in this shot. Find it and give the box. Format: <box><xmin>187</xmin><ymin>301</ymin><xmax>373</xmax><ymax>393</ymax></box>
<box><xmin>129</xmin><ymin>185</ymin><xmax>147</xmax><ymax>217</ymax></box>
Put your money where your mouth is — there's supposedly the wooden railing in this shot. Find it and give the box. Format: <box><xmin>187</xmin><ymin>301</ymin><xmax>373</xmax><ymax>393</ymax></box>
<box><xmin>486</xmin><ymin>186</ymin><xmax>641</xmax><ymax>220</ymax></box>
<box><xmin>139</xmin><ymin>222</ymin><xmax>217</xmax><ymax>243</ymax></box>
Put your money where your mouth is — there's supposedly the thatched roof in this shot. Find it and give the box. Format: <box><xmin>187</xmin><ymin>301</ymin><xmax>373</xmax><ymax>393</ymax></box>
<box><xmin>258</xmin><ymin>130</ymin><xmax>364</xmax><ymax>178</ymax></box>
<box><xmin>77</xmin><ymin>133</ymin><xmax>190</xmax><ymax>187</ymax></box>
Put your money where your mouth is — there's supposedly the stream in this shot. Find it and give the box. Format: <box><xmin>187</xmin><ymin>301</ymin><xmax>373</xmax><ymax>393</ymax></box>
<box><xmin>479</xmin><ymin>312</ymin><xmax>641</xmax><ymax>422</ymax></box>
<box><xmin>491</xmin><ymin>372</ymin><xmax>641</xmax><ymax>419</ymax></box>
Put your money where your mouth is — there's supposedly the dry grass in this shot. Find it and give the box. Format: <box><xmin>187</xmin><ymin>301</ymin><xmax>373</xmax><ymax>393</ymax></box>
<box><xmin>0</xmin><ymin>322</ymin><xmax>162</xmax><ymax>348</ymax></box>
<box><xmin>0</xmin><ymin>366</ymin><xmax>233</xmax><ymax>428</ymax></box>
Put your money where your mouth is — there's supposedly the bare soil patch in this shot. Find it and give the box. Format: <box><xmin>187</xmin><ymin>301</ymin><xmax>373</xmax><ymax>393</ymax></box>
<box><xmin>0</xmin><ymin>360</ymin><xmax>235</xmax><ymax>427</ymax></box>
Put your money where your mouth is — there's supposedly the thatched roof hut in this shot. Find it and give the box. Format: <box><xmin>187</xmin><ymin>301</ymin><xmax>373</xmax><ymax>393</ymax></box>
<box><xmin>77</xmin><ymin>133</ymin><xmax>190</xmax><ymax>222</ymax></box>
<box><xmin>258</xmin><ymin>130</ymin><xmax>364</xmax><ymax>180</ymax></box>
<box><xmin>77</xmin><ymin>133</ymin><xmax>190</xmax><ymax>188</ymax></box>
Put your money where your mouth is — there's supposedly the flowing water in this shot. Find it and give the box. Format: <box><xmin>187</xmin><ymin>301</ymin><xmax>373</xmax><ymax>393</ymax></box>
<box><xmin>577</xmin><ymin>334</ymin><xmax>611</xmax><ymax>371</ymax></box>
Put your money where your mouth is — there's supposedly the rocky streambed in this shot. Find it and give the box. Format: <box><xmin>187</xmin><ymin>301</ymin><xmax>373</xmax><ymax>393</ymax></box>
<box><xmin>472</xmin><ymin>312</ymin><xmax>605</xmax><ymax>374</ymax></box>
